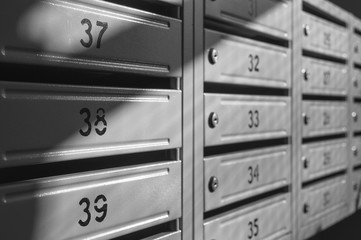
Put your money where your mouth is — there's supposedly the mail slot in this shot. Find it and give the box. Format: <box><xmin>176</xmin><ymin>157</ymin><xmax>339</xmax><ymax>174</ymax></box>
<box><xmin>351</xmin><ymin>103</ymin><xmax>361</xmax><ymax>132</ymax></box>
<box><xmin>301</xmin><ymin>56</ymin><xmax>347</xmax><ymax>95</ymax></box>
<box><xmin>302</xmin><ymin>101</ymin><xmax>347</xmax><ymax>138</ymax></box>
<box><xmin>351</xmin><ymin>137</ymin><xmax>361</xmax><ymax>167</ymax></box>
<box><xmin>205</xmin><ymin>0</ymin><xmax>291</xmax><ymax>40</ymax></box>
<box><xmin>204</xmin><ymin>146</ymin><xmax>290</xmax><ymax>211</ymax></box>
<box><xmin>143</xmin><ymin>231</ymin><xmax>181</xmax><ymax>240</ymax></box>
<box><xmin>205</xmin><ymin>29</ymin><xmax>290</xmax><ymax>89</ymax></box>
<box><xmin>0</xmin><ymin>81</ymin><xmax>181</xmax><ymax>168</ymax></box>
<box><xmin>301</xmin><ymin>175</ymin><xmax>347</xmax><ymax>226</ymax></box>
<box><xmin>205</xmin><ymin>94</ymin><xmax>290</xmax><ymax>146</ymax></box>
<box><xmin>302</xmin><ymin>12</ymin><xmax>348</xmax><ymax>59</ymax></box>
<box><xmin>351</xmin><ymin>68</ymin><xmax>361</xmax><ymax>97</ymax></box>
<box><xmin>0</xmin><ymin>161</ymin><xmax>181</xmax><ymax>239</ymax></box>
<box><xmin>0</xmin><ymin>0</ymin><xmax>181</xmax><ymax>76</ymax></box>
<box><xmin>301</xmin><ymin>139</ymin><xmax>347</xmax><ymax>182</ymax></box>
<box><xmin>352</xmin><ymin>170</ymin><xmax>361</xmax><ymax>212</ymax></box>
<box><xmin>204</xmin><ymin>194</ymin><xmax>291</xmax><ymax>240</ymax></box>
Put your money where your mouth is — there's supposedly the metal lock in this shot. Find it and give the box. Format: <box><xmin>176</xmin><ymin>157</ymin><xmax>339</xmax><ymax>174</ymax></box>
<box><xmin>352</xmin><ymin>146</ymin><xmax>358</xmax><ymax>157</ymax></box>
<box><xmin>354</xmin><ymin>183</ymin><xmax>358</xmax><ymax>191</ymax></box>
<box><xmin>209</xmin><ymin>176</ymin><xmax>219</xmax><ymax>192</ymax></box>
<box><xmin>303</xmin><ymin>24</ymin><xmax>311</xmax><ymax>36</ymax></box>
<box><xmin>302</xmin><ymin>156</ymin><xmax>309</xmax><ymax>169</ymax></box>
<box><xmin>352</xmin><ymin>112</ymin><xmax>358</xmax><ymax>122</ymax></box>
<box><xmin>208</xmin><ymin>48</ymin><xmax>219</xmax><ymax>65</ymax></box>
<box><xmin>303</xmin><ymin>203</ymin><xmax>310</xmax><ymax>214</ymax></box>
<box><xmin>302</xmin><ymin>113</ymin><xmax>310</xmax><ymax>125</ymax></box>
<box><xmin>209</xmin><ymin>112</ymin><xmax>219</xmax><ymax>128</ymax></box>
<box><xmin>302</xmin><ymin>69</ymin><xmax>310</xmax><ymax>81</ymax></box>
<box><xmin>354</xmin><ymin>78</ymin><xmax>359</xmax><ymax>88</ymax></box>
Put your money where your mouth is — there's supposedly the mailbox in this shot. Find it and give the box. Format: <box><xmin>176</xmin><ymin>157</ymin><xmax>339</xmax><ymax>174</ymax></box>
<box><xmin>205</xmin><ymin>0</ymin><xmax>291</xmax><ymax>40</ymax></box>
<box><xmin>204</xmin><ymin>145</ymin><xmax>290</xmax><ymax>211</ymax></box>
<box><xmin>301</xmin><ymin>175</ymin><xmax>348</xmax><ymax>226</ymax></box>
<box><xmin>0</xmin><ymin>0</ymin><xmax>181</xmax><ymax>76</ymax></box>
<box><xmin>302</xmin><ymin>101</ymin><xmax>347</xmax><ymax>138</ymax></box>
<box><xmin>301</xmin><ymin>139</ymin><xmax>347</xmax><ymax>182</ymax></box>
<box><xmin>205</xmin><ymin>94</ymin><xmax>290</xmax><ymax>146</ymax></box>
<box><xmin>0</xmin><ymin>81</ymin><xmax>181</xmax><ymax>167</ymax></box>
<box><xmin>204</xmin><ymin>194</ymin><xmax>291</xmax><ymax>240</ymax></box>
<box><xmin>302</xmin><ymin>12</ymin><xmax>348</xmax><ymax>59</ymax></box>
<box><xmin>205</xmin><ymin>29</ymin><xmax>290</xmax><ymax>89</ymax></box>
<box><xmin>301</xmin><ymin>56</ymin><xmax>347</xmax><ymax>96</ymax></box>
<box><xmin>0</xmin><ymin>161</ymin><xmax>181</xmax><ymax>239</ymax></box>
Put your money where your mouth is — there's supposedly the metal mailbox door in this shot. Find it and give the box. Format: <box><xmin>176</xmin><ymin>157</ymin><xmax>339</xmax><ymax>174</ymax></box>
<box><xmin>204</xmin><ymin>194</ymin><xmax>291</xmax><ymax>240</ymax></box>
<box><xmin>351</xmin><ymin>103</ymin><xmax>361</xmax><ymax>132</ymax></box>
<box><xmin>352</xmin><ymin>170</ymin><xmax>361</xmax><ymax>212</ymax></box>
<box><xmin>205</xmin><ymin>30</ymin><xmax>291</xmax><ymax>89</ymax></box>
<box><xmin>351</xmin><ymin>68</ymin><xmax>361</xmax><ymax>97</ymax></box>
<box><xmin>353</xmin><ymin>32</ymin><xmax>361</xmax><ymax>65</ymax></box>
<box><xmin>302</xmin><ymin>101</ymin><xmax>347</xmax><ymax>138</ymax></box>
<box><xmin>0</xmin><ymin>81</ymin><xmax>181</xmax><ymax>167</ymax></box>
<box><xmin>301</xmin><ymin>139</ymin><xmax>348</xmax><ymax>182</ymax></box>
<box><xmin>0</xmin><ymin>0</ymin><xmax>181</xmax><ymax>76</ymax></box>
<box><xmin>205</xmin><ymin>94</ymin><xmax>290</xmax><ymax>146</ymax></box>
<box><xmin>301</xmin><ymin>56</ymin><xmax>347</xmax><ymax>95</ymax></box>
<box><xmin>351</xmin><ymin>137</ymin><xmax>361</xmax><ymax>167</ymax></box>
<box><xmin>205</xmin><ymin>0</ymin><xmax>291</xmax><ymax>40</ymax></box>
<box><xmin>0</xmin><ymin>161</ymin><xmax>181</xmax><ymax>240</ymax></box>
<box><xmin>301</xmin><ymin>175</ymin><xmax>348</xmax><ymax>226</ymax></box>
<box><xmin>204</xmin><ymin>146</ymin><xmax>290</xmax><ymax>211</ymax></box>
<box><xmin>302</xmin><ymin>12</ymin><xmax>348</xmax><ymax>59</ymax></box>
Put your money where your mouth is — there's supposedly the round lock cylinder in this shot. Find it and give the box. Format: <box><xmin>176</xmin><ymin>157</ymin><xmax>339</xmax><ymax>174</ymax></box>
<box><xmin>303</xmin><ymin>203</ymin><xmax>310</xmax><ymax>214</ymax></box>
<box><xmin>302</xmin><ymin>69</ymin><xmax>310</xmax><ymax>81</ymax></box>
<box><xmin>209</xmin><ymin>176</ymin><xmax>219</xmax><ymax>192</ymax></box>
<box><xmin>303</xmin><ymin>24</ymin><xmax>311</xmax><ymax>36</ymax></box>
<box><xmin>209</xmin><ymin>112</ymin><xmax>219</xmax><ymax>128</ymax></box>
<box><xmin>208</xmin><ymin>48</ymin><xmax>218</xmax><ymax>65</ymax></box>
<box><xmin>354</xmin><ymin>78</ymin><xmax>359</xmax><ymax>88</ymax></box>
<box><xmin>302</xmin><ymin>156</ymin><xmax>309</xmax><ymax>169</ymax></box>
<box><xmin>302</xmin><ymin>113</ymin><xmax>310</xmax><ymax>125</ymax></box>
<box><xmin>352</xmin><ymin>112</ymin><xmax>358</xmax><ymax>122</ymax></box>
<box><xmin>352</xmin><ymin>146</ymin><xmax>358</xmax><ymax>157</ymax></box>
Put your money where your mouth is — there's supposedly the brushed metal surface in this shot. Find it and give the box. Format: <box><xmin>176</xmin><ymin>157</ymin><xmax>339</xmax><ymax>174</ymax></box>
<box><xmin>204</xmin><ymin>145</ymin><xmax>290</xmax><ymax>211</ymax></box>
<box><xmin>0</xmin><ymin>161</ymin><xmax>181</xmax><ymax>240</ymax></box>
<box><xmin>204</xmin><ymin>194</ymin><xmax>291</xmax><ymax>240</ymax></box>
<box><xmin>0</xmin><ymin>81</ymin><xmax>181</xmax><ymax>167</ymax></box>
<box><xmin>205</xmin><ymin>94</ymin><xmax>290</xmax><ymax>146</ymax></box>
<box><xmin>0</xmin><ymin>0</ymin><xmax>181</xmax><ymax>76</ymax></box>
<box><xmin>205</xmin><ymin>29</ymin><xmax>290</xmax><ymax>88</ymax></box>
<box><xmin>205</xmin><ymin>0</ymin><xmax>291</xmax><ymax>40</ymax></box>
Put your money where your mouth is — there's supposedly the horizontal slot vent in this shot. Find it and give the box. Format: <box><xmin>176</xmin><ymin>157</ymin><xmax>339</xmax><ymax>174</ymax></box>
<box><xmin>0</xmin><ymin>63</ymin><xmax>179</xmax><ymax>90</ymax></box>
<box><xmin>110</xmin><ymin>220</ymin><xmax>178</xmax><ymax>240</ymax></box>
<box><xmin>303</xmin><ymin>134</ymin><xmax>347</xmax><ymax>144</ymax></box>
<box><xmin>302</xmin><ymin>170</ymin><xmax>346</xmax><ymax>188</ymax></box>
<box><xmin>204</xmin><ymin>82</ymin><xmax>289</xmax><ymax>96</ymax></box>
<box><xmin>0</xmin><ymin>149</ymin><xmax>179</xmax><ymax>184</ymax></box>
<box><xmin>303</xmin><ymin>2</ymin><xmax>347</xmax><ymax>27</ymax></box>
<box><xmin>204</xmin><ymin>19</ymin><xmax>289</xmax><ymax>48</ymax></box>
<box><xmin>104</xmin><ymin>0</ymin><xmax>181</xmax><ymax>19</ymax></box>
<box><xmin>303</xmin><ymin>50</ymin><xmax>348</xmax><ymax>64</ymax></box>
<box><xmin>204</xmin><ymin>186</ymin><xmax>289</xmax><ymax>219</ymax></box>
<box><xmin>205</xmin><ymin>138</ymin><xmax>289</xmax><ymax>157</ymax></box>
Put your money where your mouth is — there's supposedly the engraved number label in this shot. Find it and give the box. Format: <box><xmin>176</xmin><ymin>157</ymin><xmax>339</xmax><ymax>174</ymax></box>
<box><xmin>79</xmin><ymin>194</ymin><xmax>108</xmax><ymax>227</ymax></box>
<box><xmin>80</xmin><ymin>18</ymin><xmax>108</xmax><ymax>49</ymax></box>
<box><xmin>79</xmin><ymin>107</ymin><xmax>107</xmax><ymax>137</ymax></box>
